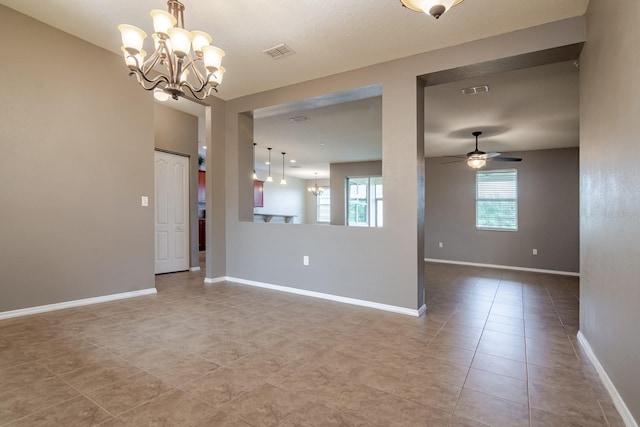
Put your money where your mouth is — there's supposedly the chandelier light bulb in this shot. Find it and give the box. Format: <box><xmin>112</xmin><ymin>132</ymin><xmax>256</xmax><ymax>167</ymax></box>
<box><xmin>191</xmin><ymin>31</ymin><xmax>213</xmax><ymax>55</ymax></box>
<box><xmin>118</xmin><ymin>24</ymin><xmax>146</xmax><ymax>54</ymax></box>
<box><xmin>202</xmin><ymin>46</ymin><xmax>225</xmax><ymax>72</ymax></box>
<box><xmin>149</xmin><ymin>9</ymin><xmax>176</xmax><ymax>36</ymax></box>
<box><xmin>168</xmin><ymin>27</ymin><xmax>191</xmax><ymax>58</ymax></box>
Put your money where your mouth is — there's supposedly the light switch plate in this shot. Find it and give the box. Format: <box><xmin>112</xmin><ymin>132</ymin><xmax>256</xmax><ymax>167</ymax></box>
<box><xmin>141</xmin><ymin>196</ymin><xmax>149</xmax><ymax>207</ymax></box>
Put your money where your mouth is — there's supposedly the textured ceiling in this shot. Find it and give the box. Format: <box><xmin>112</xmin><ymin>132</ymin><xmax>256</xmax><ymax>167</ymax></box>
<box><xmin>0</xmin><ymin>0</ymin><xmax>588</xmax><ymax>100</ymax></box>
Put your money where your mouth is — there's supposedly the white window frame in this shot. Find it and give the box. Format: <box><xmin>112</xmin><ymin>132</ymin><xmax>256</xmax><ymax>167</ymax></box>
<box><xmin>476</xmin><ymin>169</ymin><xmax>518</xmax><ymax>231</ymax></box>
<box><xmin>346</xmin><ymin>176</ymin><xmax>383</xmax><ymax>228</ymax></box>
<box><xmin>316</xmin><ymin>187</ymin><xmax>330</xmax><ymax>223</ymax></box>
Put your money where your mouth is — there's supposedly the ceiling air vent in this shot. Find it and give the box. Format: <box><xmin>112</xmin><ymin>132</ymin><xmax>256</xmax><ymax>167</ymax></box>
<box><xmin>263</xmin><ymin>43</ymin><xmax>296</xmax><ymax>60</ymax></box>
<box><xmin>462</xmin><ymin>85</ymin><xmax>489</xmax><ymax>95</ymax></box>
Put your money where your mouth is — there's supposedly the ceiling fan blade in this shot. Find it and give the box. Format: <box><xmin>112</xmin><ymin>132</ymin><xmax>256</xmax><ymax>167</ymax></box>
<box><xmin>443</xmin><ymin>155</ymin><xmax>468</xmax><ymax>159</ymax></box>
<box><xmin>440</xmin><ymin>159</ymin><xmax>466</xmax><ymax>164</ymax></box>
<box><xmin>486</xmin><ymin>152</ymin><xmax>501</xmax><ymax>158</ymax></box>
<box><xmin>491</xmin><ymin>156</ymin><xmax>522</xmax><ymax>162</ymax></box>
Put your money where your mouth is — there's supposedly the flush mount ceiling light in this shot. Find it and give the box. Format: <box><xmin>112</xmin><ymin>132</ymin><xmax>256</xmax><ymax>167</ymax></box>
<box><xmin>118</xmin><ymin>0</ymin><xmax>226</xmax><ymax>101</ymax></box>
<box><xmin>400</xmin><ymin>0</ymin><xmax>464</xmax><ymax>19</ymax></box>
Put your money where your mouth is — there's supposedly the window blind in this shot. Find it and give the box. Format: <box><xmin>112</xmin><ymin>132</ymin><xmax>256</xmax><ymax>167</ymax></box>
<box><xmin>476</xmin><ymin>169</ymin><xmax>518</xmax><ymax>230</ymax></box>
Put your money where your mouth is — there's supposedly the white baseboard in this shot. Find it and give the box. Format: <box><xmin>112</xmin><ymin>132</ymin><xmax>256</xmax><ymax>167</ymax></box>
<box><xmin>190</xmin><ymin>266</ymin><xmax>201</xmax><ymax>272</ymax></box>
<box><xmin>425</xmin><ymin>258</ymin><xmax>579</xmax><ymax>277</ymax></box>
<box><xmin>207</xmin><ymin>276</ymin><xmax>424</xmax><ymax>317</ymax></box>
<box><xmin>577</xmin><ymin>331</ymin><xmax>638</xmax><ymax>427</ymax></box>
<box><xmin>0</xmin><ymin>288</ymin><xmax>157</xmax><ymax>321</ymax></box>
<box><xmin>204</xmin><ymin>276</ymin><xmax>228</xmax><ymax>284</ymax></box>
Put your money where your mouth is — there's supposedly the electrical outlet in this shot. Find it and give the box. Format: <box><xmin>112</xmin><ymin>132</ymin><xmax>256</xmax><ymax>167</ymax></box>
<box><xmin>438</xmin><ymin>242</ymin><xmax>443</xmax><ymax>248</ymax></box>
<box><xmin>141</xmin><ymin>196</ymin><xmax>148</xmax><ymax>207</ymax></box>
<box><xmin>303</xmin><ymin>256</ymin><xmax>309</xmax><ymax>266</ymax></box>
<box><xmin>532</xmin><ymin>249</ymin><xmax>538</xmax><ymax>255</ymax></box>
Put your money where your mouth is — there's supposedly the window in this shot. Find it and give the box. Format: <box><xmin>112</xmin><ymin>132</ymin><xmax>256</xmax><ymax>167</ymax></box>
<box><xmin>476</xmin><ymin>169</ymin><xmax>518</xmax><ymax>231</ymax></box>
<box><xmin>347</xmin><ymin>177</ymin><xmax>383</xmax><ymax>227</ymax></box>
<box><xmin>316</xmin><ymin>187</ymin><xmax>330</xmax><ymax>223</ymax></box>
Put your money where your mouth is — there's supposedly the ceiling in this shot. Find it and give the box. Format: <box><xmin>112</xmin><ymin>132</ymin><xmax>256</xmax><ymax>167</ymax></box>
<box><xmin>2</xmin><ymin>1</ymin><xmax>584</xmax><ymax>179</ymax></box>
<box><xmin>424</xmin><ymin>59</ymin><xmax>580</xmax><ymax>157</ymax></box>
<box><xmin>0</xmin><ymin>0</ymin><xmax>588</xmax><ymax>101</ymax></box>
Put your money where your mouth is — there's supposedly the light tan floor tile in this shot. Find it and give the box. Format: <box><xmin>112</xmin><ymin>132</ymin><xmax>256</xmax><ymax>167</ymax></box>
<box><xmin>60</xmin><ymin>361</ymin><xmax>140</xmax><ymax>393</ymax></box>
<box><xmin>530</xmin><ymin>407</ymin><xmax>608</xmax><ymax>427</ymax></box>
<box><xmin>7</xmin><ymin>396</ymin><xmax>112</xmax><ymax>427</ymax></box>
<box><xmin>0</xmin><ymin>362</ymin><xmax>54</xmax><ymax>393</ymax></box>
<box><xmin>314</xmin><ymin>381</ymin><xmax>390</xmax><ymax>421</ymax></box>
<box><xmin>454</xmin><ymin>389</ymin><xmax>529</xmax><ymax>427</ymax></box>
<box><xmin>333</xmin><ymin>360</ymin><xmax>407</xmax><ymax>394</ymax></box>
<box><xmin>0</xmin><ymin>262</ymin><xmax>625</xmax><ymax>427</ymax></box>
<box><xmin>182</xmin><ymin>366</ymin><xmax>264</xmax><ymax>409</ymax></box>
<box><xmin>463</xmin><ymin>368</ymin><xmax>528</xmax><ymax>405</ymax></box>
<box><xmin>266</xmin><ymin>361</ymin><xmax>333</xmax><ymax>399</ymax></box>
<box><xmin>529</xmin><ymin>381</ymin><xmax>606</xmax><ymax>420</ymax></box>
<box><xmin>369</xmin><ymin>394</ymin><xmax>452</xmax><ymax>426</ymax></box>
<box><xmin>394</xmin><ymin>373</ymin><xmax>462</xmax><ymax>413</ymax></box>
<box><xmin>84</xmin><ymin>371</ymin><xmax>173</xmax><ymax>416</ymax></box>
<box><xmin>117</xmin><ymin>389</ymin><xmax>219</xmax><ymax>426</ymax></box>
<box><xmin>279</xmin><ymin>402</ymin><xmax>366</xmax><ymax>426</ymax></box>
<box><xmin>223</xmin><ymin>383</ymin><xmax>309</xmax><ymax>427</ymax></box>
<box><xmin>0</xmin><ymin>377</ymin><xmax>79</xmax><ymax>424</ymax></box>
<box><xmin>470</xmin><ymin>352</ymin><xmax>527</xmax><ymax>381</ymax></box>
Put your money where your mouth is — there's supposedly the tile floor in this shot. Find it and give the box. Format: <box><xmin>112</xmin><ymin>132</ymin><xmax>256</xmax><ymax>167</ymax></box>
<box><xmin>0</xmin><ymin>261</ymin><xmax>626</xmax><ymax>426</ymax></box>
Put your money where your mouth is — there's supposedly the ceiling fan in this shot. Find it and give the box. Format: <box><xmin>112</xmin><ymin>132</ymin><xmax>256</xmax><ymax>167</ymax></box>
<box><xmin>442</xmin><ymin>131</ymin><xmax>522</xmax><ymax>169</ymax></box>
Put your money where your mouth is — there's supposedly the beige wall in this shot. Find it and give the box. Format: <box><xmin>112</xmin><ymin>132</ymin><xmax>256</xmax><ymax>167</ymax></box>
<box><xmin>580</xmin><ymin>0</ymin><xmax>640</xmax><ymax>421</ymax></box>
<box><xmin>204</xmin><ymin>96</ymin><xmax>227</xmax><ymax>280</ymax></box>
<box><xmin>426</xmin><ymin>148</ymin><xmax>579</xmax><ymax>272</ymax></box>
<box><xmin>154</xmin><ymin>104</ymin><xmax>199</xmax><ymax>269</ymax></box>
<box><xmin>215</xmin><ymin>17</ymin><xmax>586</xmax><ymax>311</ymax></box>
<box><xmin>0</xmin><ymin>6</ymin><xmax>155</xmax><ymax>312</ymax></box>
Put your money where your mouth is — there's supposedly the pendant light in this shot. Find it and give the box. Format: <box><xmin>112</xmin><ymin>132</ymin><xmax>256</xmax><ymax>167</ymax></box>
<box><xmin>252</xmin><ymin>143</ymin><xmax>258</xmax><ymax>180</ymax></box>
<box><xmin>266</xmin><ymin>147</ymin><xmax>273</xmax><ymax>182</ymax></box>
<box><xmin>280</xmin><ymin>152</ymin><xmax>287</xmax><ymax>185</ymax></box>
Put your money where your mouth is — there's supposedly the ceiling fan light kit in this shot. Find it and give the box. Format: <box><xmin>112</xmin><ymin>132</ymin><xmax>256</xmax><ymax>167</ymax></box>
<box><xmin>118</xmin><ymin>0</ymin><xmax>226</xmax><ymax>101</ymax></box>
<box><xmin>441</xmin><ymin>131</ymin><xmax>523</xmax><ymax>169</ymax></box>
<box><xmin>400</xmin><ymin>0</ymin><xmax>464</xmax><ymax>19</ymax></box>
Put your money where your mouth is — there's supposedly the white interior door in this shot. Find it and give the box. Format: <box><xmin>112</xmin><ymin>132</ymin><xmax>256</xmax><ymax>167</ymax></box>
<box><xmin>154</xmin><ymin>151</ymin><xmax>189</xmax><ymax>274</ymax></box>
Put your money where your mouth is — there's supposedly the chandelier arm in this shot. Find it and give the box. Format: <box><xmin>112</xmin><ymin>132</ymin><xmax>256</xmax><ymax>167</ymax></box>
<box><xmin>181</xmin><ymin>81</ymin><xmax>216</xmax><ymax>100</ymax></box>
<box><xmin>154</xmin><ymin>40</ymin><xmax>176</xmax><ymax>82</ymax></box>
<box><xmin>184</xmin><ymin>59</ymin><xmax>207</xmax><ymax>86</ymax></box>
<box><xmin>140</xmin><ymin>54</ymin><xmax>163</xmax><ymax>76</ymax></box>
<box><xmin>128</xmin><ymin>69</ymin><xmax>170</xmax><ymax>91</ymax></box>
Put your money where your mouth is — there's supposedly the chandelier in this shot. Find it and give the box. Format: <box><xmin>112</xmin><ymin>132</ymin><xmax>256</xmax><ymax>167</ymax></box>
<box><xmin>400</xmin><ymin>0</ymin><xmax>464</xmax><ymax>19</ymax></box>
<box><xmin>118</xmin><ymin>0</ymin><xmax>225</xmax><ymax>100</ymax></box>
<box><xmin>308</xmin><ymin>173</ymin><xmax>324</xmax><ymax>197</ymax></box>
